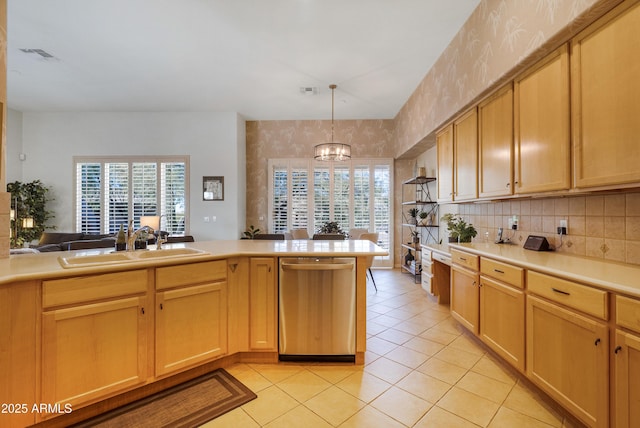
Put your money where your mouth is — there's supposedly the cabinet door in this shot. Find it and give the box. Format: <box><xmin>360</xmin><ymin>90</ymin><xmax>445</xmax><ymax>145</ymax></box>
<box><xmin>514</xmin><ymin>45</ymin><xmax>570</xmax><ymax>194</ymax></box>
<box><xmin>479</xmin><ymin>85</ymin><xmax>513</xmax><ymax>198</ymax></box>
<box><xmin>156</xmin><ymin>282</ymin><xmax>227</xmax><ymax>376</ymax></box>
<box><xmin>480</xmin><ymin>276</ymin><xmax>525</xmax><ymax>372</ymax></box>
<box><xmin>614</xmin><ymin>329</ymin><xmax>640</xmax><ymax>428</ymax></box>
<box><xmin>572</xmin><ymin>2</ymin><xmax>640</xmax><ymax>188</ymax></box>
<box><xmin>454</xmin><ymin>108</ymin><xmax>478</xmax><ymax>201</ymax></box>
<box><xmin>437</xmin><ymin>124</ymin><xmax>454</xmax><ymax>202</ymax></box>
<box><xmin>250</xmin><ymin>257</ymin><xmax>277</xmax><ymax>350</ymax></box>
<box><xmin>527</xmin><ymin>295</ymin><xmax>608</xmax><ymax>428</ymax></box>
<box><xmin>42</xmin><ymin>296</ymin><xmax>148</xmax><ymax>407</ymax></box>
<box><xmin>451</xmin><ymin>265</ymin><xmax>479</xmax><ymax>334</ymax></box>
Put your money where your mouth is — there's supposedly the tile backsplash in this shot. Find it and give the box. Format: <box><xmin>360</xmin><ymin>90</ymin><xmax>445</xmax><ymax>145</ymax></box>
<box><xmin>450</xmin><ymin>192</ymin><xmax>640</xmax><ymax>266</ymax></box>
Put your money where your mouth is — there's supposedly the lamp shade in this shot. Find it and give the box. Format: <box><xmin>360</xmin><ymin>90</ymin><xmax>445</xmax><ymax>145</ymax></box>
<box><xmin>140</xmin><ymin>215</ymin><xmax>160</xmax><ymax>231</ymax></box>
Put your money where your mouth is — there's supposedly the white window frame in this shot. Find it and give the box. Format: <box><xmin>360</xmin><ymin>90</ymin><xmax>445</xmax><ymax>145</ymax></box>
<box><xmin>73</xmin><ymin>155</ymin><xmax>190</xmax><ymax>235</ymax></box>
<box><xmin>268</xmin><ymin>158</ymin><xmax>394</xmax><ymax>267</ymax></box>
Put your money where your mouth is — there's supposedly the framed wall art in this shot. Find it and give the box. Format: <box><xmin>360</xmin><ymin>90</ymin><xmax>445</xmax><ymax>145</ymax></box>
<box><xmin>203</xmin><ymin>176</ymin><xmax>224</xmax><ymax>201</ymax></box>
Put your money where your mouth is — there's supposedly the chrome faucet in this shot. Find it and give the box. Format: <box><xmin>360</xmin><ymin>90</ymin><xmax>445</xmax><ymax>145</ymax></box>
<box><xmin>127</xmin><ymin>220</ymin><xmax>153</xmax><ymax>252</ymax></box>
<box><xmin>156</xmin><ymin>234</ymin><xmax>167</xmax><ymax>250</ymax></box>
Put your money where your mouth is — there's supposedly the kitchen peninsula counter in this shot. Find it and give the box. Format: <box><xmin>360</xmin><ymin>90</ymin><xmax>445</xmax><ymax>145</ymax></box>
<box><xmin>0</xmin><ymin>239</ymin><xmax>387</xmax><ymax>285</ymax></box>
<box><xmin>0</xmin><ymin>239</ymin><xmax>386</xmax><ymax>428</ymax></box>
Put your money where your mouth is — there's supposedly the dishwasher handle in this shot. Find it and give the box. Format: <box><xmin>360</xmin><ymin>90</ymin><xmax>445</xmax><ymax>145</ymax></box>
<box><xmin>281</xmin><ymin>261</ymin><xmax>355</xmax><ymax>271</ymax></box>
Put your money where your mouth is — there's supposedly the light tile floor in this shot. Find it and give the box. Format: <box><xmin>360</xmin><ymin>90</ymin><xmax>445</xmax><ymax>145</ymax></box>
<box><xmin>203</xmin><ymin>269</ymin><xmax>584</xmax><ymax>427</ymax></box>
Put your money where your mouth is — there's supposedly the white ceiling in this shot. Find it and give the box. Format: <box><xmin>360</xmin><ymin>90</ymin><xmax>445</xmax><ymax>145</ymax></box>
<box><xmin>7</xmin><ymin>0</ymin><xmax>480</xmax><ymax>120</ymax></box>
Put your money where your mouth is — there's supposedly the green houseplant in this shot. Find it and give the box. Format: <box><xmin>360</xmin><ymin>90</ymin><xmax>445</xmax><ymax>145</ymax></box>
<box><xmin>243</xmin><ymin>225</ymin><xmax>261</xmax><ymax>239</ymax></box>
<box><xmin>441</xmin><ymin>213</ymin><xmax>477</xmax><ymax>243</ymax></box>
<box><xmin>407</xmin><ymin>208</ymin><xmax>419</xmax><ymax>224</ymax></box>
<box><xmin>7</xmin><ymin>180</ymin><xmax>55</xmax><ymax>247</ymax></box>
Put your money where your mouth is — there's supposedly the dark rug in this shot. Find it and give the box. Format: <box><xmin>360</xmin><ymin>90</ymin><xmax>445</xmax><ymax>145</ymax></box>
<box><xmin>71</xmin><ymin>369</ymin><xmax>257</xmax><ymax>428</ymax></box>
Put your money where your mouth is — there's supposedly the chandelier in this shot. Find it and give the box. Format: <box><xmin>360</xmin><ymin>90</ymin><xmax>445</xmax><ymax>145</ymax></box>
<box><xmin>314</xmin><ymin>84</ymin><xmax>351</xmax><ymax>161</ymax></box>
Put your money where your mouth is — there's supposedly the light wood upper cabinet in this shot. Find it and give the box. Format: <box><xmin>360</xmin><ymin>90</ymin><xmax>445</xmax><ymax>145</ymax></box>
<box><xmin>250</xmin><ymin>257</ymin><xmax>277</xmax><ymax>351</ymax></box>
<box><xmin>572</xmin><ymin>1</ymin><xmax>640</xmax><ymax>188</ymax></box>
<box><xmin>436</xmin><ymin>124</ymin><xmax>454</xmax><ymax>202</ymax></box>
<box><xmin>454</xmin><ymin>108</ymin><xmax>478</xmax><ymax>201</ymax></box>
<box><xmin>514</xmin><ymin>45</ymin><xmax>570</xmax><ymax>194</ymax></box>
<box><xmin>479</xmin><ymin>84</ymin><xmax>514</xmax><ymax>198</ymax></box>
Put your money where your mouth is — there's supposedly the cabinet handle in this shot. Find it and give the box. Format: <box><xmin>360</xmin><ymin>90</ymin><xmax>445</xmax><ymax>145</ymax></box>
<box><xmin>229</xmin><ymin>263</ymin><xmax>237</xmax><ymax>273</ymax></box>
<box><xmin>506</xmin><ymin>183</ymin><xmax>510</xmax><ymax>188</ymax></box>
<box><xmin>459</xmin><ymin>257</ymin><xmax>467</xmax><ymax>261</ymax></box>
<box><xmin>614</xmin><ymin>346</ymin><xmax>622</xmax><ymax>354</ymax></box>
<box><xmin>268</xmin><ymin>266</ymin><xmax>272</xmax><ymax>273</ymax></box>
<box><xmin>160</xmin><ymin>303</ymin><xmax>164</xmax><ymax>310</ymax></box>
<box><xmin>472</xmin><ymin>281</ymin><xmax>477</xmax><ymax>286</ymax></box>
<box><xmin>494</xmin><ymin>269</ymin><xmax>505</xmax><ymax>274</ymax></box>
<box><xmin>141</xmin><ymin>307</ymin><xmax>145</xmax><ymax>315</ymax></box>
<box><xmin>594</xmin><ymin>338</ymin><xmax>601</xmax><ymax>346</ymax></box>
<box><xmin>551</xmin><ymin>288</ymin><xmax>570</xmax><ymax>296</ymax></box>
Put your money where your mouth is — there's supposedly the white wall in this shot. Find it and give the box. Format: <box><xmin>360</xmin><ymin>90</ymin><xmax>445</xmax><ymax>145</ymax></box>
<box><xmin>5</xmin><ymin>109</ymin><xmax>23</xmax><ymax>182</ymax></box>
<box><xmin>15</xmin><ymin>111</ymin><xmax>246</xmax><ymax>240</ymax></box>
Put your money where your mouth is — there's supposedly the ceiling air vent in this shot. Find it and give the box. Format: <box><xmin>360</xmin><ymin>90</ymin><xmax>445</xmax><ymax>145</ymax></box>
<box><xmin>19</xmin><ymin>48</ymin><xmax>56</xmax><ymax>59</ymax></box>
<box><xmin>299</xmin><ymin>87</ymin><xmax>319</xmax><ymax>96</ymax></box>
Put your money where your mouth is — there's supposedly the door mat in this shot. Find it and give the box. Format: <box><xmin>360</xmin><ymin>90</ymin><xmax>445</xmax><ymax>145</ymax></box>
<box><xmin>71</xmin><ymin>369</ymin><xmax>256</xmax><ymax>428</ymax></box>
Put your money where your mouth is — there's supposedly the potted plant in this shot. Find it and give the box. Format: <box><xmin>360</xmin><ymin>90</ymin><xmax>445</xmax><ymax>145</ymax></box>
<box><xmin>407</xmin><ymin>208</ymin><xmax>419</xmax><ymax>225</ymax></box>
<box><xmin>410</xmin><ymin>230</ymin><xmax>420</xmax><ymax>244</ymax></box>
<box><xmin>441</xmin><ymin>213</ymin><xmax>477</xmax><ymax>243</ymax></box>
<box><xmin>418</xmin><ymin>211</ymin><xmax>429</xmax><ymax>226</ymax></box>
<box><xmin>7</xmin><ymin>180</ymin><xmax>55</xmax><ymax>247</ymax></box>
<box><xmin>243</xmin><ymin>225</ymin><xmax>261</xmax><ymax>239</ymax></box>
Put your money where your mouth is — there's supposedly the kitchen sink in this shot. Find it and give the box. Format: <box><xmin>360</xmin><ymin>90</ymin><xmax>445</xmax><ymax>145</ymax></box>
<box><xmin>131</xmin><ymin>248</ymin><xmax>206</xmax><ymax>259</ymax></box>
<box><xmin>58</xmin><ymin>247</ymin><xmax>207</xmax><ymax>268</ymax></box>
<box><xmin>58</xmin><ymin>252</ymin><xmax>132</xmax><ymax>268</ymax></box>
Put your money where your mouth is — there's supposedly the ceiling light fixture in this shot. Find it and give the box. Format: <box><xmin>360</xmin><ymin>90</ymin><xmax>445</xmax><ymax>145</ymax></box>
<box><xmin>314</xmin><ymin>84</ymin><xmax>351</xmax><ymax>161</ymax></box>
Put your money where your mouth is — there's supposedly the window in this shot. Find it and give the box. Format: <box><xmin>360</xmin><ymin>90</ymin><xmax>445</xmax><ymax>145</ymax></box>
<box><xmin>74</xmin><ymin>156</ymin><xmax>189</xmax><ymax>235</ymax></box>
<box><xmin>268</xmin><ymin>159</ymin><xmax>393</xmax><ymax>267</ymax></box>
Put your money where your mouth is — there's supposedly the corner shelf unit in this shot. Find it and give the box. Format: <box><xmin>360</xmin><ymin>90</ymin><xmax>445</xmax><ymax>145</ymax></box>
<box><xmin>401</xmin><ymin>176</ymin><xmax>438</xmax><ymax>282</ymax></box>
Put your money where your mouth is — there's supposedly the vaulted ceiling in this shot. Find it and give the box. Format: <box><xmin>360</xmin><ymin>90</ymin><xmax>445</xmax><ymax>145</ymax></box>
<box><xmin>7</xmin><ymin>0</ymin><xmax>480</xmax><ymax>120</ymax></box>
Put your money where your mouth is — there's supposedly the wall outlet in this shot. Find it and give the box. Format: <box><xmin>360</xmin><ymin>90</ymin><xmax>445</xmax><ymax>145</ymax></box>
<box><xmin>558</xmin><ymin>219</ymin><xmax>568</xmax><ymax>235</ymax></box>
<box><xmin>509</xmin><ymin>215</ymin><xmax>518</xmax><ymax>230</ymax></box>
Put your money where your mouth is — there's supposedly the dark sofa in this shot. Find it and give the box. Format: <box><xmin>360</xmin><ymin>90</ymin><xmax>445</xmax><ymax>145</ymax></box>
<box><xmin>35</xmin><ymin>232</ymin><xmax>117</xmax><ymax>252</ymax></box>
<box><xmin>33</xmin><ymin>232</ymin><xmax>195</xmax><ymax>252</ymax></box>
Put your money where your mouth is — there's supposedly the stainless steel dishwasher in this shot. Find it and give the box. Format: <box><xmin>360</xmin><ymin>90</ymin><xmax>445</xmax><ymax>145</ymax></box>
<box><xmin>279</xmin><ymin>257</ymin><xmax>356</xmax><ymax>362</ymax></box>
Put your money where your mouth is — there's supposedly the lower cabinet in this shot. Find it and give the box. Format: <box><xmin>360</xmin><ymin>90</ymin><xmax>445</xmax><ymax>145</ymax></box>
<box><xmin>155</xmin><ymin>261</ymin><xmax>228</xmax><ymax>376</ymax></box>
<box><xmin>614</xmin><ymin>294</ymin><xmax>640</xmax><ymax>428</ymax></box>
<box><xmin>479</xmin><ymin>276</ymin><xmax>525</xmax><ymax>372</ymax></box>
<box><xmin>42</xmin><ymin>294</ymin><xmax>149</xmax><ymax>408</ymax></box>
<box><xmin>526</xmin><ymin>295</ymin><xmax>608</xmax><ymax>427</ymax></box>
<box><xmin>41</xmin><ymin>270</ymin><xmax>150</xmax><ymax>410</ymax></box>
<box><xmin>249</xmin><ymin>257</ymin><xmax>277</xmax><ymax>351</ymax></box>
<box><xmin>451</xmin><ymin>265</ymin><xmax>479</xmax><ymax>334</ymax></box>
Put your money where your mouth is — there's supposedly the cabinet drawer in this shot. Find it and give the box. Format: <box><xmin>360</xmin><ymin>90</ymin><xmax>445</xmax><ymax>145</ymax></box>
<box><xmin>481</xmin><ymin>258</ymin><xmax>524</xmax><ymax>289</ymax></box>
<box><xmin>616</xmin><ymin>295</ymin><xmax>640</xmax><ymax>334</ymax></box>
<box><xmin>527</xmin><ymin>271</ymin><xmax>608</xmax><ymax>320</ymax></box>
<box><xmin>156</xmin><ymin>260</ymin><xmax>227</xmax><ymax>290</ymax></box>
<box><xmin>451</xmin><ymin>249</ymin><xmax>479</xmax><ymax>271</ymax></box>
<box><xmin>43</xmin><ymin>270</ymin><xmax>148</xmax><ymax>308</ymax></box>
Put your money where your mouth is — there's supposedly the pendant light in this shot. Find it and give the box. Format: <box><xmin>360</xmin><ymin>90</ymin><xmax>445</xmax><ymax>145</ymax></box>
<box><xmin>314</xmin><ymin>84</ymin><xmax>351</xmax><ymax>161</ymax></box>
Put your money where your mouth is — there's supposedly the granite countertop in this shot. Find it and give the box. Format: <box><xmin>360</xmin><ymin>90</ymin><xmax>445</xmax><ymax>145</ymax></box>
<box><xmin>0</xmin><ymin>239</ymin><xmax>388</xmax><ymax>285</ymax></box>
<box><xmin>426</xmin><ymin>242</ymin><xmax>640</xmax><ymax>298</ymax></box>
